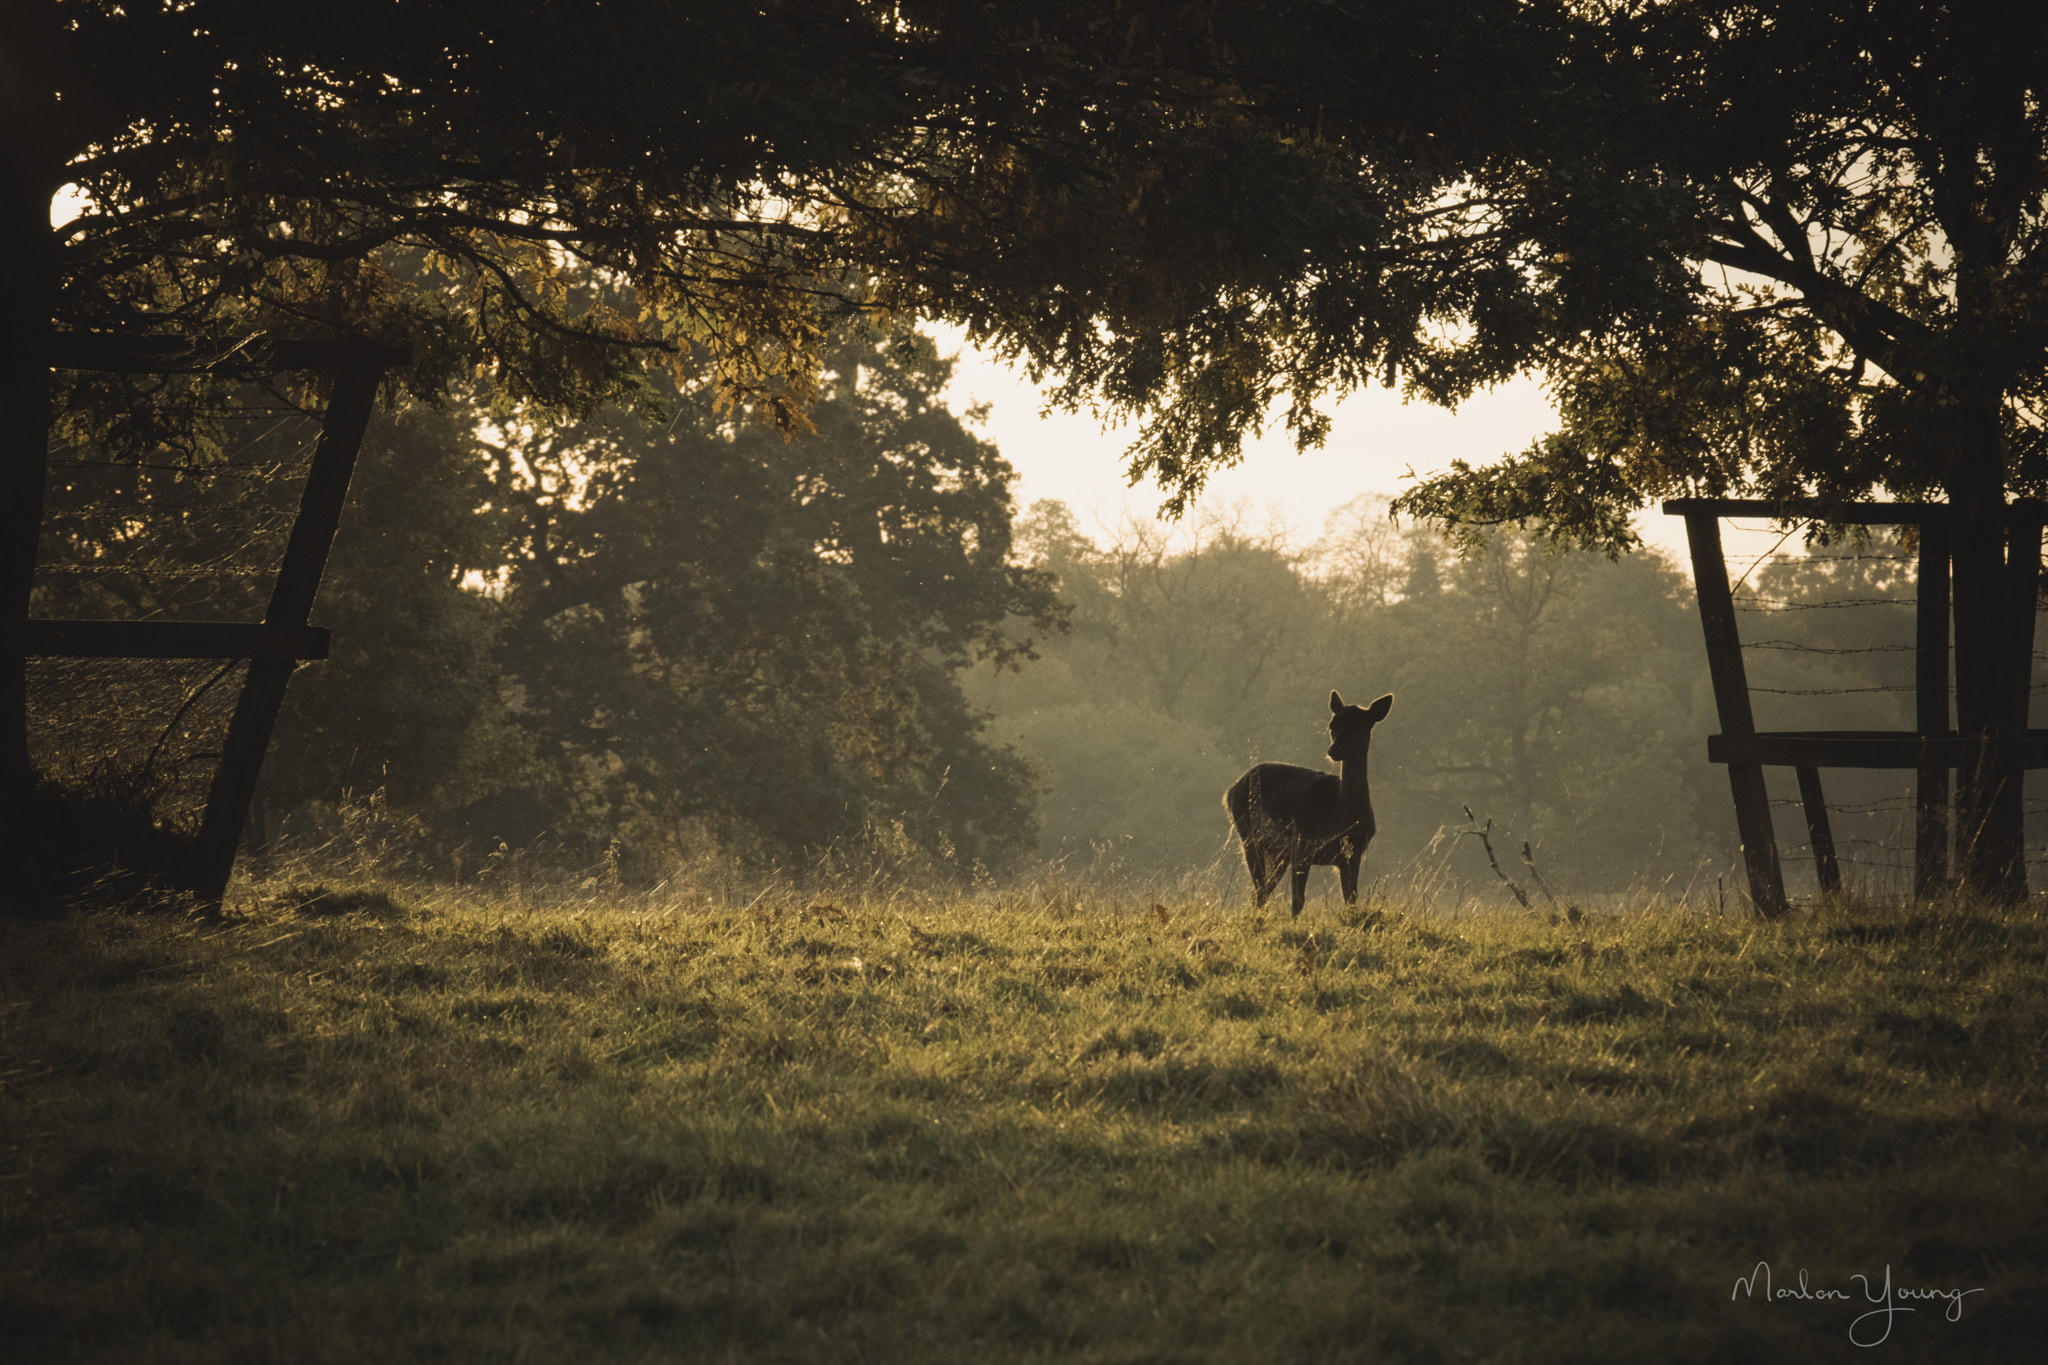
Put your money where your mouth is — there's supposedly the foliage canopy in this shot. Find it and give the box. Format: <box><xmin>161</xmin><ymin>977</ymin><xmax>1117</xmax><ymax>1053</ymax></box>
<box><xmin>18</xmin><ymin>2</ymin><xmax>2046</xmax><ymax>531</ymax></box>
<box><xmin>1400</xmin><ymin>1</ymin><xmax>2048</xmax><ymax>545</ymax></box>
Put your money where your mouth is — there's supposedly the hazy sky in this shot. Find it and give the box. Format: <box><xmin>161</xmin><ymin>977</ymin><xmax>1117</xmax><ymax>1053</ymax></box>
<box><xmin>932</xmin><ymin>324</ymin><xmax>1788</xmax><ymax>575</ymax></box>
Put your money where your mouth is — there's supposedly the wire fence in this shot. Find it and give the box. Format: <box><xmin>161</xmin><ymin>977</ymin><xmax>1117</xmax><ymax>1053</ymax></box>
<box><xmin>1722</xmin><ymin>542</ymin><xmax>2048</xmax><ymax>896</ymax></box>
<box><xmin>1760</xmin><ymin>789</ymin><xmax>2048</xmax><ymax>900</ymax></box>
<box><xmin>1728</xmin><ymin>551</ymin><xmax>2048</xmax><ymax>703</ymax></box>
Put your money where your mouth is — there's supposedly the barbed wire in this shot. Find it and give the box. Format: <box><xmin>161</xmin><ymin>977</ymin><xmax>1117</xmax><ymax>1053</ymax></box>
<box><xmin>1778</xmin><ymin>849</ymin><xmax>2048</xmax><ymax>873</ymax></box>
<box><xmin>1765</xmin><ymin>797</ymin><xmax>1916</xmax><ymax>816</ymax></box>
<box><xmin>1749</xmin><ymin>684</ymin><xmax>1920</xmax><ymax>695</ymax></box>
<box><xmin>1734</xmin><ymin>597</ymin><xmax>1917</xmax><ymax>611</ymax></box>
<box><xmin>1777</xmin><ymin>838</ymin><xmax>2048</xmax><ymax>860</ymax></box>
<box><xmin>1735</xmin><ymin>594</ymin><xmax>2048</xmax><ymax>613</ymax></box>
<box><xmin>1753</xmin><ymin>553</ymin><xmax>1914</xmax><ymax>562</ymax></box>
<box><xmin>1744</xmin><ymin>645</ymin><xmax>2048</xmax><ymax>665</ymax></box>
<box><xmin>1768</xmin><ymin>797</ymin><xmax>2048</xmax><ymax>812</ymax></box>
<box><xmin>1744</xmin><ymin>639</ymin><xmax>1917</xmax><ymax>653</ymax></box>
<box><xmin>1742</xmin><ymin>680</ymin><xmax>2048</xmax><ymax>695</ymax></box>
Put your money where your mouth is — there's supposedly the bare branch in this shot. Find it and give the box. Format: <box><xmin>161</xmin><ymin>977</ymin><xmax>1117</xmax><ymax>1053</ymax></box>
<box><xmin>1460</xmin><ymin>805</ymin><xmax>1529</xmax><ymax>909</ymax></box>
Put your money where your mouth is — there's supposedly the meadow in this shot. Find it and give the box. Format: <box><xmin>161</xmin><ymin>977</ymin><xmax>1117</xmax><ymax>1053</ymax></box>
<box><xmin>2</xmin><ymin>869</ymin><xmax>2044</xmax><ymax>1363</ymax></box>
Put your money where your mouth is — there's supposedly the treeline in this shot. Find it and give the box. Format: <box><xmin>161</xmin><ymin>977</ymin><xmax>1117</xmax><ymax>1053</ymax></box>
<box><xmin>969</xmin><ymin>508</ymin><xmax>1975</xmax><ymax>897</ymax></box>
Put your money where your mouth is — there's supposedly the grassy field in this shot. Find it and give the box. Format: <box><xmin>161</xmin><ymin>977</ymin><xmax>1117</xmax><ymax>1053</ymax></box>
<box><xmin>2</xmin><ymin>876</ymin><xmax>2044</xmax><ymax>1363</ymax></box>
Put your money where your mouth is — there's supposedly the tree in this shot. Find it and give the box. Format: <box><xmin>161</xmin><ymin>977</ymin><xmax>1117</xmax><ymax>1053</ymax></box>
<box><xmin>248</xmin><ymin>321</ymin><xmax>1059</xmax><ymax>876</ymax></box>
<box><xmin>438</xmin><ymin>321</ymin><xmax>1059</xmax><ymax>871</ymax></box>
<box><xmin>1390</xmin><ymin>3</ymin><xmax>2048</xmax><ymax>897</ymax></box>
<box><xmin>256</xmin><ymin>403</ymin><xmax>536</xmax><ymax>858</ymax></box>
<box><xmin>6</xmin><ymin>0</ymin><xmax>1572</xmax><ymax>880</ymax></box>
<box><xmin>39</xmin><ymin>2</ymin><xmax>2044</xmax><ymax>900</ymax></box>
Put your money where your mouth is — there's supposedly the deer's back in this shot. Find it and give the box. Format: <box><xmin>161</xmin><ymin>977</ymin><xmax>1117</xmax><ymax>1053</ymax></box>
<box><xmin>1225</xmin><ymin>762</ymin><xmax>1349</xmax><ymax>844</ymax></box>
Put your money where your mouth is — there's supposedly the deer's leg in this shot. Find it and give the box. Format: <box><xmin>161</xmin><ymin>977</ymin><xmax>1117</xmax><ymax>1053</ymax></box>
<box><xmin>1289</xmin><ymin>863</ymin><xmax>1310</xmax><ymax>918</ymax></box>
<box><xmin>1246</xmin><ymin>844</ymin><xmax>1277</xmax><ymax>907</ymax></box>
<box><xmin>1339</xmin><ymin>850</ymin><xmax>1362</xmax><ymax>905</ymax></box>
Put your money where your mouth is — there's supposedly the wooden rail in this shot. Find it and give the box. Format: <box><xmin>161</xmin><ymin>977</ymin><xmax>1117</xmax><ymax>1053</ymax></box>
<box><xmin>17</xmin><ymin>620</ymin><xmax>330</xmax><ymax>661</ymax></box>
<box><xmin>1705</xmin><ymin>730</ymin><xmax>2048</xmax><ymax>769</ymax></box>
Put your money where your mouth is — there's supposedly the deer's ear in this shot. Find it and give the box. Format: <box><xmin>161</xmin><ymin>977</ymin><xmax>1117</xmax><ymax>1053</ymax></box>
<box><xmin>1330</xmin><ymin>690</ymin><xmax>1346</xmax><ymax>713</ymax></box>
<box><xmin>1366</xmin><ymin>693</ymin><xmax>1394</xmax><ymax>722</ymax></box>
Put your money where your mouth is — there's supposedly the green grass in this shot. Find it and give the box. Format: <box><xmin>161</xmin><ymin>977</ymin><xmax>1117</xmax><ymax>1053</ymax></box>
<box><xmin>3</xmin><ymin>882</ymin><xmax>2045</xmax><ymax>1362</ymax></box>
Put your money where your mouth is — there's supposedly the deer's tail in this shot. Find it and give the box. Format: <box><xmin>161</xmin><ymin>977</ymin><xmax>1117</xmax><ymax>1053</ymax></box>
<box><xmin>1223</xmin><ymin>769</ymin><xmax>1255</xmax><ymax>838</ymax></box>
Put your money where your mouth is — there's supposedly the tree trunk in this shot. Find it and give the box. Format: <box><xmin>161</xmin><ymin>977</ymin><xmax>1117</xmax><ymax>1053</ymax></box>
<box><xmin>0</xmin><ymin>158</ymin><xmax>56</xmax><ymax>910</ymax></box>
<box><xmin>1948</xmin><ymin>403</ymin><xmax>2029</xmax><ymax>902</ymax></box>
<box><xmin>2</xmin><ymin>0</ymin><xmax>68</xmax><ymax>908</ymax></box>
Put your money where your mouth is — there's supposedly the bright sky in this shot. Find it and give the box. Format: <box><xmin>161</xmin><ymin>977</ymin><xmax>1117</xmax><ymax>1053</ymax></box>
<box><xmin>932</xmin><ymin>324</ymin><xmax>1749</xmax><ymax>573</ymax></box>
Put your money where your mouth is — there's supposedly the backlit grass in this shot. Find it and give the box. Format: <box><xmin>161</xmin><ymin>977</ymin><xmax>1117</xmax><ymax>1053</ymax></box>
<box><xmin>2</xmin><ymin>882</ymin><xmax>2044</xmax><ymax>1361</ymax></box>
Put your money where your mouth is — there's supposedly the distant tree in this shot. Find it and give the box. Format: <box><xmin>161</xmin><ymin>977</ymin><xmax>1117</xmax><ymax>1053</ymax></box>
<box><xmin>982</xmin><ymin>499</ymin><xmax>1725</xmax><ymax>887</ymax></box>
<box><xmin>256</xmin><ymin>403</ymin><xmax>535</xmax><ymax>856</ymax></box>
<box><xmin>987</xmin><ymin>701</ymin><xmax>1241</xmax><ymax>876</ymax></box>
<box><xmin>1309</xmin><ymin>495</ymin><xmax>1412</xmax><ymax>628</ymax></box>
<box><xmin>1354</xmin><ymin>528</ymin><xmax>1720</xmax><ymax>891</ymax></box>
<box><xmin>453</xmin><ymin>323</ymin><xmax>1060</xmax><ymax>871</ymax></box>
<box><xmin>974</xmin><ymin>501</ymin><xmax>1322</xmax><ymax>872</ymax></box>
<box><xmin>1092</xmin><ymin>513</ymin><xmax>1327</xmax><ymax>756</ymax></box>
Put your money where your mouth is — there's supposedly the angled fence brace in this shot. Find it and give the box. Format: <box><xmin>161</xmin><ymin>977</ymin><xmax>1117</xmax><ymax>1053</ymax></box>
<box><xmin>1678</xmin><ymin>506</ymin><xmax>1786</xmax><ymax>917</ymax></box>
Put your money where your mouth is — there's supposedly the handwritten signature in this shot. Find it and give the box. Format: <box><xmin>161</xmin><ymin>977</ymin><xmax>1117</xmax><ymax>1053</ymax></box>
<box><xmin>1731</xmin><ymin>1261</ymin><xmax>1985</xmax><ymax>1347</ymax></box>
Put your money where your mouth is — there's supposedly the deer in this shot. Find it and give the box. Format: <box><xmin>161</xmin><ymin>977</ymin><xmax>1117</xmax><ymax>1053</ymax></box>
<box><xmin>1223</xmin><ymin>691</ymin><xmax>1393</xmax><ymax>918</ymax></box>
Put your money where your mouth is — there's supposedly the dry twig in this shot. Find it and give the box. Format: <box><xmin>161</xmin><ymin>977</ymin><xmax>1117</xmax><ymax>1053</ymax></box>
<box><xmin>1461</xmin><ymin>805</ymin><xmax>1529</xmax><ymax>909</ymax></box>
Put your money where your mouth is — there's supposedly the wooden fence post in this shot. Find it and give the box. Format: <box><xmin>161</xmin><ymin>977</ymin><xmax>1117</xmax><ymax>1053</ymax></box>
<box><xmin>1991</xmin><ymin>507</ymin><xmax>2045</xmax><ymax>900</ymax></box>
<box><xmin>1682</xmin><ymin>510</ymin><xmax>1787</xmax><ymax>917</ymax></box>
<box><xmin>189</xmin><ymin>363</ymin><xmax>387</xmax><ymax>902</ymax></box>
<box><xmin>1795</xmin><ymin>765</ymin><xmax>1842</xmax><ymax>896</ymax></box>
<box><xmin>1915</xmin><ymin>513</ymin><xmax>1952</xmax><ymax>900</ymax></box>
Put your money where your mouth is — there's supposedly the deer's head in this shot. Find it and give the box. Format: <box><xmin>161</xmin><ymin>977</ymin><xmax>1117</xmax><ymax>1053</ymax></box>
<box><xmin>1327</xmin><ymin>691</ymin><xmax>1394</xmax><ymax>764</ymax></box>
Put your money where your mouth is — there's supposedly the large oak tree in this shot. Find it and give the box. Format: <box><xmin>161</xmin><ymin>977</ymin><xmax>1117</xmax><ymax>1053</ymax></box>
<box><xmin>2</xmin><ymin>0</ymin><xmax>1565</xmax><ymax>868</ymax></box>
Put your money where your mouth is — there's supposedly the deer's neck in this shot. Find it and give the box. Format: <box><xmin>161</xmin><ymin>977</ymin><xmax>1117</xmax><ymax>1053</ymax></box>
<box><xmin>1337</xmin><ymin>753</ymin><xmax>1374</xmax><ymax>832</ymax></box>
